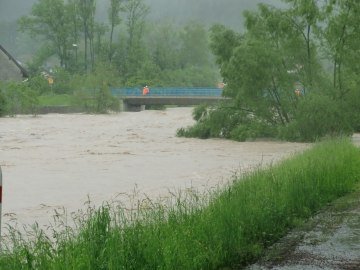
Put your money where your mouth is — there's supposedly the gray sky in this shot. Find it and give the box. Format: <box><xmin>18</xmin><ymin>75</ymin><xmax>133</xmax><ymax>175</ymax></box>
<box><xmin>0</xmin><ymin>0</ymin><xmax>283</xmax><ymax>29</ymax></box>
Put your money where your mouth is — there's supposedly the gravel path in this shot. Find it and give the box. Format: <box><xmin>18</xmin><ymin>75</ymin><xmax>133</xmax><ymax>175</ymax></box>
<box><xmin>248</xmin><ymin>135</ymin><xmax>360</xmax><ymax>270</ymax></box>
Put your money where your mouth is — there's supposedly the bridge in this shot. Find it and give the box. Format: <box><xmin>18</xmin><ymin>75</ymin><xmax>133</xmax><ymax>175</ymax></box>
<box><xmin>111</xmin><ymin>87</ymin><xmax>224</xmax><ymax>111</ymax></box>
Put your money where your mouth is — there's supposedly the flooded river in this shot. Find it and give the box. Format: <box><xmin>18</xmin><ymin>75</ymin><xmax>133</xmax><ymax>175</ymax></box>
<box><xmin>0</xmin><ymin>107</ymin><xmax>307</xmax><ymax>230</ymax></box>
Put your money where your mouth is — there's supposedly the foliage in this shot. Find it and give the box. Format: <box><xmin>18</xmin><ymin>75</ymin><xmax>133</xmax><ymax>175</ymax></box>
<box><xmin>25</xmin><ymin>44</ymin><xmax>56</xmax><ymax>75</ymax></box>
<box><xmin>0</xmin><ymin>139</ymin><xmax>359</xmax><ymax>269</ymax></box>
<box><xmin>17</xmin><ymin>0</ymin><xmax>218</xmax><ymax>88</ymax></box>
<box><xmin>108</xmin><ymin>0</ymin><xmax>126</xmax><ymax>62</ymax></box>
<box><xmin>50</xmin><ymin>68</ymin><xmax>73</xmax><ymax>94</ymax></box>
<box><xmin>279</xmin><ymin>93</ymin><xmax>354</xmax><ymax>142</ymax></box>
<box><xmin>71</xmin><ymin>63</ymin><xmax>121</xmax><ymax>113</ymax></box>
<box><xmin>0</xmin><ymin>81</ymin><xmax>39</xmax><ymax>116</ymax></box>
<box><xmin>27</xmin><ymin>74</ymin><xmax>51</xmax><ymax>95</ymax></box>
<box><xmin>18</xmin><ymin>0</ymin><xmax>73</xmax><ymax>68</ymax></box>
<box><xmin>181</xmin><ymin>1</ymin><xmax>360</xmax><ymax>142</ymax></box>
<box><xmin>178</xmin><ymin>101</ymin><xmax>276</xmax><ymax>141</ymax></box>
<box><xmin>0</xmin><ymin>90</ymin><xmax>6</xmax><ymax>116</ymax></box>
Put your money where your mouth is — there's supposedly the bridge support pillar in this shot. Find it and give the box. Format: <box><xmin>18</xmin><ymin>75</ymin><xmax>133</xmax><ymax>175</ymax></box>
<box><xmin>121</xmin><ymin>100</ymin><xmax>145</xmax><ymax>112</ymax></box>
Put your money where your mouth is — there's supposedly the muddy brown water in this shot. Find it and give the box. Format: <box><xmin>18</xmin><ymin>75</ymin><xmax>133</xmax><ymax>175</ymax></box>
<box><xmin>0</xmin><ymin>107</ymin><xmax>308</xmax><ymax>231</ymax></box>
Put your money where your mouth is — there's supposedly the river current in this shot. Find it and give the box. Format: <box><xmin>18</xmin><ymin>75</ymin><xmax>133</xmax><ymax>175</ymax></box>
<box><xmin>0</xmin><ymin>107</ymin><xmax>307</xmax><ymax>229</ymax></box>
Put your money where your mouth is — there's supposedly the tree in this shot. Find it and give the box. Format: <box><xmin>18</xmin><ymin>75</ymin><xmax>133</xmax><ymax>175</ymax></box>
<box><xmin>67</xmin><ymin>0</ymin><xmax>81</xmax><ymax>70</ymax></box>
<box><xmin>282</xmin><ymin>0</ymin><xmax>321</xmax><ymax>90</ymax></box>
<box><xmin>321</xmin><ymin>0</ymin><xmax>360</xmax><ymax>97</ymax></box>
<box><xmin>148</xmin><ymin>22</ymin><xmax>181</xmax><ymax>70</ymax></box>
<box><xmin>108</xmin><ymin>0</ymin><xmax>126</xmax><ymax>62</ymax></box>
<box><xmin>180</xmin><ymin>1</ymin><xmax>358</xmax><ymax>142</ymax></box>
<box><xmin>18</xmin><ymin>0</ymin><xmax>72</xmax><ymax>68</ymax></box>
<box><xmin>78</xmin><ymin>0</ymin><xmax>96</xmax><ymax>71</ymax></box>
<box><xmin>123</xmin><ymin>0</ymin><xmax>150</xmax><ymax>78</ymax></box>
<box><xmin>179</xmin><ymin>22</ymin><xmax>211</xmax><ymax>68</ymax></box>
<box><xmin>212</xmin><ymin>4</ymin><xmax>313</xmax><ymax>126</ymax></box>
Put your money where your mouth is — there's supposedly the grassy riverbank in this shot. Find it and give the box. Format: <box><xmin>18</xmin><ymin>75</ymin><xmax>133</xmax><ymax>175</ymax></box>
<box><xmin>0</xmin><ymin>138</ymin><xmax>359</xmax><ymax>269</ymax></box>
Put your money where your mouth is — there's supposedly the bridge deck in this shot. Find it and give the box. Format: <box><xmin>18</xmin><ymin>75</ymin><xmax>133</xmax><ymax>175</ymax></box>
<box><xmin>111</xmin><ymin>87</ymin><xmax>225</xmax><ymax>108</ymax></box>
<box><xmin>111</xmin><ymin>87</ymin><xmax>223</xmax><ymax>97</ymax></box>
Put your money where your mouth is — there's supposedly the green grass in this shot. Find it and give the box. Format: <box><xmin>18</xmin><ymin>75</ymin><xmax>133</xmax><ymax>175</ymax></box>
<box><xmin>0</xmin><ymin>138</ymin><xmax>359</xmax><ymax>269</ymax></box>
<box><xmin>38</xmin><ymin>94</ymin><xmax>75</xmax><ymax>106</ymax></box>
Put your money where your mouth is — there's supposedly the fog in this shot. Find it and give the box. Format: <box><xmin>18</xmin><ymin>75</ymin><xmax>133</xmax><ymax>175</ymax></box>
<box><xmin>1</xmin><ymin>0</ymin><xmax>283</xmax><ymax>28</ymax></box>
<box><xmin>0</xmin><ymin>0</ymin><xmax>284</xmax><ymax>61</ymax></box>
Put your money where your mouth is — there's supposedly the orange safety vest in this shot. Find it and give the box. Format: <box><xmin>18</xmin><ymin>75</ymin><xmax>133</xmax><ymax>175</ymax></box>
<box><xmin>143</xmin><ymin>87</ymin><xmax>149</xmax><ymax>95</ymax></box>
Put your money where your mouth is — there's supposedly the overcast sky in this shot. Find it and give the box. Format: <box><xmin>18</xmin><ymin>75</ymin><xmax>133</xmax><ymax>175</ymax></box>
<box><xmin>0</xmin><ymin>0</ymin><xmax>283</xmax><ymax>29</ymax></box>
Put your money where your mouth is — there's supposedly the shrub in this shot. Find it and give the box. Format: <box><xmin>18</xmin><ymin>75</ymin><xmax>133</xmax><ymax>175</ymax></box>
<box><xmin>0</xmin><ymin>89</ymin><xmax>6</xmax><ymax>116</ymax></box>
<box><xmin>0</xmin><ymin>82</ymin><xmax>39</xmax><ymax>116</ymax></box>
<box><xmin>70</xmin><ymin>63</ymin><xmax>122</xmax><ymax>113</ymax></box>
<box><xmin>280</xmin><ymin>94</ymin><xmax>353</xmax><ymax>142</ymax></box>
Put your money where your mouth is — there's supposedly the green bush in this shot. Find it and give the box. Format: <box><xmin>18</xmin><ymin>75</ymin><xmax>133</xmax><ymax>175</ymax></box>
<box><xmin>181</xmin><ymin>91</ymin><xmax>355</xmax><ymax>142</ymax></box>
<box><xmin>51</xmin><ymin>68</ymin><xmax>73</xmax><ymax>94</ymax></box>
<box><xmin>0</xmin><ymin>90</ymin><xmax>6</xmax><ymax>116</ymax></box>
<box><xmin>192</xmin><ymin>103</ymin><xmax>209</xmax><ymax>121</ymax></box>
<box><xmin>27</xmin><ymin>75</ymin><xmax>51</xmax><ymax>95</ymax></box>
<box><xmin>69</xmin><ymin>63</ymin><xmax>122</xmax><ymax>113</ymax></box>
<box><xmin>178</xmin><ymin>103</ymin><xmax>255</xmax><ymax>140</ymax></box>
<box><xmin>280</xmin><ymin>94</ymin><xmax>353</xmax><ymax>142</ymax></box>
<box><xmin>177</xmin><ymin>122</ymin><xmax>211</xmax><ymax>139</ymax></box>
<box><xmin>73</xmin><ymin>87</ymin><xmax>120</xmax><ymax>113</ymax></box>
<box><xmin>0</xmin><ymin>81</ymin><xmax>39</xmax><ymax>116</ymax></box>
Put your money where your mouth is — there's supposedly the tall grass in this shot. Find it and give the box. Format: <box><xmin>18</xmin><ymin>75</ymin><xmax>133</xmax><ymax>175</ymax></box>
<box><xmin>0</xmin><ymin>138</ymin><xmax>359</xmax><ymax>269</ymax></box>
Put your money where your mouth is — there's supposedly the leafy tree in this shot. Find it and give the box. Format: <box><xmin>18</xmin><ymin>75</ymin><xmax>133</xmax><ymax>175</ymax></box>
<box><xmin>282</xmin><ymin>0</ymin><xmax>321</xmax><ymax>90</ymax></box>
<box><xmin>67</xmin><ymin>0</ymin><xmax>81</xmax><ymax>71</ymax></box>
<box><xmin>72</xmin><ymin>63</ymin><xmax>121</xmax><ymax>113</ymax></box>
<box><xmin>18</xmin><ymin>0</ymin><xmax>72</xmax><ymax>68</ymax></box>
<box><xmin>78</xmin><ymin>0</ymin><xmax>96</xmax><ymax>71</ymax></box>
<box><xmin>26</xmin><ymin>44</ymin><xmax>55</xmax><ymax>75</ymax></box>
<box><xmin>0</xmin><ymin>82</ymin><xmax>39</xmax><ymax>116</ymax></box>
<box><xmin>148</xmin><ymin>22</ymin><xmax>181</xmax><ymax>70</ymax></box>
<box><xmin>213</xmin><ymin>4</ymin><xmax>312</xmax><ymax>126</ymax></box>
<box><xmin>179</xmin><ymin>22</ymin><xmax>211</xmax><ymax>68</ymax></box>
<box><xmin>108</xmin><ymin>0</ymin><xmax>126</xmax><ymax>62</ymax></box>
<box><xmin>123</xmin><ymin>0</ymin><xmax>150</xmax><ymax>78</ymax></box>
<box><xmin>181</xmin><ymin>1</ymin><xmax>360</xmax><ymax>142</ymax></box>
<box><xmin>321</xmin><ymin>0</ymin><xmax>360</xmax><ymax>96</ymax></box>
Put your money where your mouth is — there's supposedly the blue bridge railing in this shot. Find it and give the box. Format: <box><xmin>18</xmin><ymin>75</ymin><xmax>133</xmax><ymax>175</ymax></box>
<box><xmin>111</xmin><ymin>87</ymin><xmax>223</xmax><ymax>97</ymax></box>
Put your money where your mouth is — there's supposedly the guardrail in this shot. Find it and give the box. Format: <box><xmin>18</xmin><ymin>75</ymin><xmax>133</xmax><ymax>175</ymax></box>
<box><xmin>111</xmin><ymin>87</ymin><xmax>223</xmax><ymax>97</ymax></box>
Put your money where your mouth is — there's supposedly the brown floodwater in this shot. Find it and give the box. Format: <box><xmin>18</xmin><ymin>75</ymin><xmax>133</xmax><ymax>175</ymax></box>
<box><xmin>0</xmin><ymin>108</ymin><xmax>308</xmax><ymax>230</ymax></box>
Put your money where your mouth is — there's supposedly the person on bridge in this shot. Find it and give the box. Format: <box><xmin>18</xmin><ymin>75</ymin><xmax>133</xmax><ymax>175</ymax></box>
<box><xmin>142</xmin><ymin>85</ymin><xmax>149</xmax><ymax>95</ymax></box>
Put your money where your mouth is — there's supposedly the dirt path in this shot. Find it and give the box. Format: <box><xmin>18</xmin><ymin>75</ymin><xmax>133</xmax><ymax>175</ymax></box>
<box><xmin>247</xmin><ymin>188</ymin><xmax>360</xmax><ymax>270</ymax></box>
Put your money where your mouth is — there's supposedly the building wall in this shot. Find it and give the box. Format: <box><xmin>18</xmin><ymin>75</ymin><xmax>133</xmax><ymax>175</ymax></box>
<box><xmin>0</xmin><ymin>49</ymin><xmax>24</xmax><ymax>81</ymax></box>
